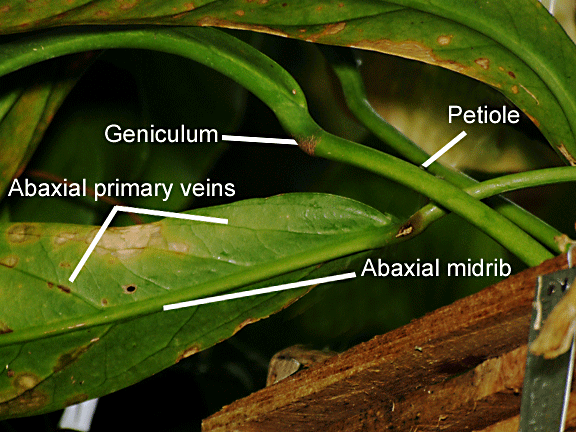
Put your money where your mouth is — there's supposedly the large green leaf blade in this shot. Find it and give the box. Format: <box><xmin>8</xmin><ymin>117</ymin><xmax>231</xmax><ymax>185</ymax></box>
<box><xmin>0</xmin><ymin>0</ymin><xmax>574</xmax><ymax>164</ymax></box>
<box><xmin>0</xmin><ymin>193</ymin><xmax>399</xmax><ymax>418</ymax></box>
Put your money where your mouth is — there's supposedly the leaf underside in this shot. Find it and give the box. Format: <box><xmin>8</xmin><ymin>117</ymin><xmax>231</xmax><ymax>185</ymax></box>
<box><xmin>0</xmin><ymin>193</ymin><xmax>399</xmax><ymax>418</ymax></box>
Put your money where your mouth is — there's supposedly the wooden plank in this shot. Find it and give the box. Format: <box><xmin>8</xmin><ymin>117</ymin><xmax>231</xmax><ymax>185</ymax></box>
<box><xmin>203</xmin><ymin>249</ymin><xmax>576</xmax><ymax>431</ymax></box>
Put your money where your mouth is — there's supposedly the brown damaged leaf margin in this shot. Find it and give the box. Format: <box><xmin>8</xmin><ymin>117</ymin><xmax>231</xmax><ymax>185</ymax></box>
<box><xmin>348</xmin><ymin>38</ymin><xmax>470</xmax><ymax>75</ymax></box>
<box><xmin>176</xmin><ymin>345</ymin><xmax>200</xmax><ymax>364</ymax></box>
<box><xmin>196</xmin><ymin>16</ymin><xmax>289</xmax><ymax>38</ymax></box>
<box><xmin>557</xmin><ymin>144</ymin><xmax>576</xmax><ymax>166</ymax></box>
<box><xmin>175</xmin><ymin>287</ymin><xmax>316</xmax><ymax>364</ymax></box>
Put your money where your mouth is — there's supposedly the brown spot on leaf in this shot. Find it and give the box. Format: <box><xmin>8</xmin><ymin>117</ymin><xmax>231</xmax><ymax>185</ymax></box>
<box><xmin>396</xmin><ymin>224</ymin><xmax>414</xmax><ymax>238</ymax></box>
<box><xmin>176</xmin><ymin>346</ymin><xmax>200</xmax><ymax>363</ymax></box>
<box><xmin>235</xmin><ymin>9</ymin><xmax>245</xmax><ymax>16</ymax></box>
<box><xmin>298</xmin><ymin>136</ymin><xmax>319</xmax><ymax>156</ymax></box>
<box><xmin>94</xmin><ymin>223</ymin><xmax>166</xmax><ymax>259</ymax></box>
<box><xmin>120</xmin><ymin>2</ymin><xmax>136</xmax><ymax>10</ymax></box>
<box><xmin>101</xmin><ymin>298</ymin><xmax>108</xmax><ymax>306</ymax></box>
<box><xmin>57</xmin><ymin>285</ymin><xmax>71</xmax><ymax>294</ymax></box>
<box><xmin>47</xmin><ymin>282</ymin><xmax>54</xmax><ymax>289</ymax></box>
<box><xmin>258</xmin><ymin>0</ymin><xmax>268</xmax><ymax>4</ymax></box>
<box><xmin>508</xmin><ymin>71</ymin><xmax>516</xmax><ymax>79</ymax></box>
<box><xmin>306</xmin><ymin>22</ymin><xmax>346</xmax><ymax>43</ymax></box>
<box><xmin>53</xmin><ymin>231</ymin><xmax>79</xmax><ymax>246</ymax></box>
<box><xmin>0</xmin><ymin>255</ymin><xmax>19</xmax><ymax>268</ymax></box>
<box><xmin>557</xmin><ymin>144</ymin><xmax>576</xmax><ymax>166</ymax></box>
<box><xmin>7</xmin><ymin>370</ymin><xmax>14</xmax><ymax>378</ymax></box>
<box><xmin>436</xmin><ymin>35</ymin><xmax>452</xmax><ymax>46</ymax></box>
<box><xmin>0</xmin><ymin>5</ymin><xmax>10</xmax><ymax>12</ymax></box>
<box><xmin>13</xmin><ymin>373</ymin><xmax>40</xmax><ymax>391</ymax></box>
<box><xmin>122</xmin><ymin>284</ymin><xmax>137</xmax><ymax>294</ymax></box>
<box><xmin>6</xmin><ymin>224</ymin><xmax>40</xmax><ymax>244</ymax></box>
<box><xmin>511</xmin><ymin>85</ymin><xmax>519</xmax><ymax>94</ymax></box>
<box><xmin>95</xmin><ymin>10</ymin><xmax>109</xmax><ymax>17</ymax></box>
<box><xmin>59</xmin><ymin>261</ymin><xmax>71</xmax><ymax>268</ymax></box>
<box><xmin>169</xmin><ymin>242</ymin><xmax>189</xmax><ymax>254</ymax></box>
<box><xmin>183</xmin><ymin>2</ymin><xmax>195</xmax><ymax>10</ymax></box>
<box><xmin>0</xmin><ymin>321</ymin><xmax>13</xmax><ymax>335</ymax></box>
<box><xmin>53</xmin><ymin>345</ymin><xmax>92</xmax><ymax>373</ymax></box>
<box><xmin>0</xmin><ymin>387</ymin><xmax>48</xmax><ymax>417</ymax></box>
<box><xmin>475</xmin><ymin>58</ymin><xmax>490</xmax><ymax>70</ymax></box>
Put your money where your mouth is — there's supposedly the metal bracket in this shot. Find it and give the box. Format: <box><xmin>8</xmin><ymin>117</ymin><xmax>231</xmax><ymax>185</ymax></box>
<box><xmin>519</xmin><ymin>266</ymin><xmax>576</xmax><ymax>432</ymax></box>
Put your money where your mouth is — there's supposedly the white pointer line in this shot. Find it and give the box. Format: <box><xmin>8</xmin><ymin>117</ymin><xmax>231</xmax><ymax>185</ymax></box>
<box><xmin>221</xmin><ymin>134</ymin><xmax>298</xmax><ymax>146</ymax></box>
<box><xmin>421</xmin><ymin>131</ymin><xmax>467</xmax><ymax>168</ymax></box>
<box><xmin>163</xmin><ymin>272</ymin><xmax>357</xmax><ymax>311</ymax></box>
<box><xmin>69</xmin><ymin>205</ymin><xmax>228</xmax><ymax>283</ymax></box>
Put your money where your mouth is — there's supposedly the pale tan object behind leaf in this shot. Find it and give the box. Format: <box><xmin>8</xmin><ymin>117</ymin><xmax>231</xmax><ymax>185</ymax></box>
<box><xmin>360</xmin><ymin>53</ymin><xmax>560</xmax><ymax>173</ymax></box>
<box><xmin>540</xmin><ymin>0</ymin><xmax>576</xmax><ymax>41</ymax></box>
<box><xmin>266</xmin><ymin>345</ymin><xmax>335</xmax><ymax>386</ymax></box>
<box><xmin>530</xmin><ymin>279</ymin><xmax>576</xmax><ymax>359</ymax></box>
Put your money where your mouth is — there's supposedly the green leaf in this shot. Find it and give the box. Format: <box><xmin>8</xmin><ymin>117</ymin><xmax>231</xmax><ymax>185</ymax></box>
<box><xmin>0</xmin><ymin>193</ymin><xmax>400</xmax><ymax>418</ymax></box>
<box><xmin>0</xmin><ymin>54</ymin><xmax>96</xmax><ymax>197</ymax></box>
<box><xmin>0</xmin><ymin>0</ymin><xmax>574</xmax><ymax>164</ymax></box>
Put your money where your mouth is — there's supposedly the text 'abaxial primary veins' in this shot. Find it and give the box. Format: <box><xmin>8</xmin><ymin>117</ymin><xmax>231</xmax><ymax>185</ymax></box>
<box><xmin>7</xmin><ymin>178</ymin><xmax>236</xmax><ymax>202</ymax></box>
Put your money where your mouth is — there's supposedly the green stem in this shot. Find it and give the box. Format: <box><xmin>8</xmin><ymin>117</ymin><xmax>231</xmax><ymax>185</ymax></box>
<box><xmin>325</xmin><ymin>48</ymin><xmax>563</xmax><ymax>253</ymax></box>
<box><xmin>408</xmin><ymin>167</ymin><xmax>576</xmax><ymax>245</ymax></box>
<box><xmin>304</xmin><ymin>129</ymin><xmax>553</xmax><ymax>266</ymax></box>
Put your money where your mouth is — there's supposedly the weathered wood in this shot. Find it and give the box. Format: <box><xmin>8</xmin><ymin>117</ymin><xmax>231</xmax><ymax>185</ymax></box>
<box><xmin>203</xmin><ymin>249</ymin><xmax>576</xmax><ymax>431</ymax></box>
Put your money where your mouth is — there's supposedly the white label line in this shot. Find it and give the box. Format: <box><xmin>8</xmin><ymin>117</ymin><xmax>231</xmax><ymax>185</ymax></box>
<box><xmin>221</xmin><ymin>134</ymin><xmax>298</xmax><ymax>146</ymax></box>
<box><xmin>69</xmin><ymin>206</ymin><xmax>228</xmax><ymax>283</ymax></box>
<box><xmin>421</xmin><ymin>131</ymin><xmax>467</xmax><ymax>168</ymax></box>
<box><xmin>163</xmin><ymin>272</ymin><xmax>357</xmax><ymax>311</ymax></box>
